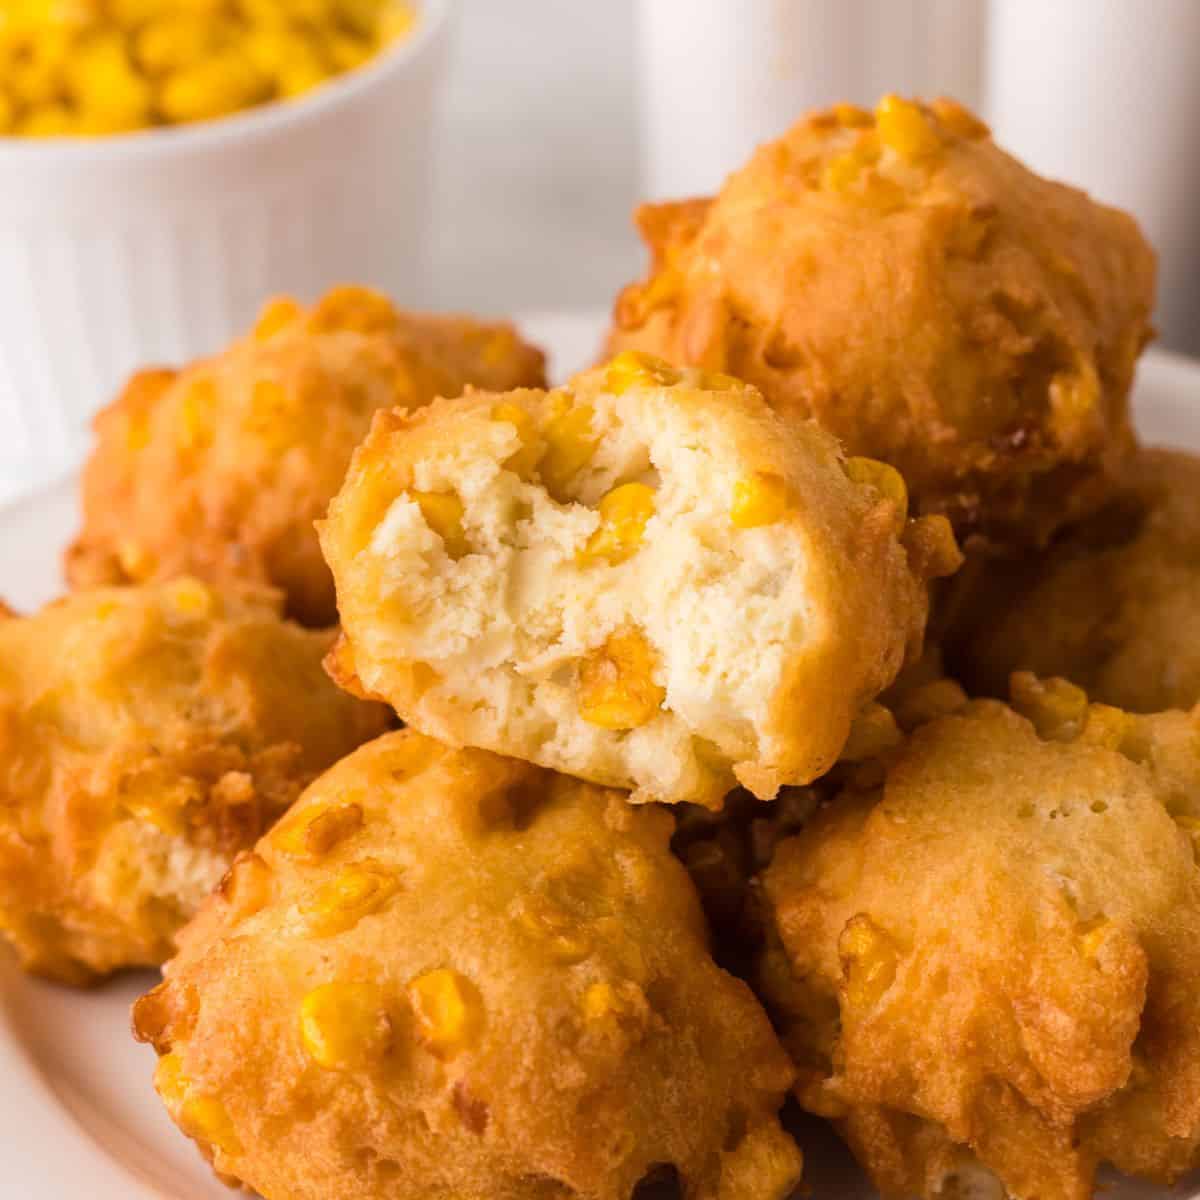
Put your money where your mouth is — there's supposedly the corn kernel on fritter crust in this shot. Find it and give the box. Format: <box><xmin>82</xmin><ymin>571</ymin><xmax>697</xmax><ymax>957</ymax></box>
<box><xmin>607</xmin><ymin>97</ymin><xmax>1155</xmax><ymax>548</ymax></box>
<box><xmin>0</xmin><ymin>580</ymin><xmax>390</xmax><ymax>985</ymax></box>
<box><xmin>65</xmin><ymin>287</ymin><xmax>546</xmax><ymax>626</ymax></box>
<box><xmin>759</xmin><ymin>683</ymin><xmax>1200</xmax><ymax>1200</ymax></box>
<box><xmin>134</xmin><ymin>730</ymin><xmax>803</xmax><ymax>1200</ymax></box>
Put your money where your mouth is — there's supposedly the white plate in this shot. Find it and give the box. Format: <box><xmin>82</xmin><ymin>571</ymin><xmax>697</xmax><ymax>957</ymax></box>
<box><xmin>0</xmin><ymin>312</ymin><xmax>1197</xmax><ymax>1199</ymax></box>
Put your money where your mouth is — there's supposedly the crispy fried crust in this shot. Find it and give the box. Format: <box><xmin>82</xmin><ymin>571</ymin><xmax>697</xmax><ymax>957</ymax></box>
<box><xmin>65</xmin><ymin>287</ymin><xmax>546</xmax><ymax>626</ymax></box>
<box><xmin>0</xmin><ymin>580</ymin><xmax>390</xmax><ymax>984</ymax></box>
<box><xmin>607</xmin><ymin>97</ymin><xmax>1155</xmax><ymax>549</ymax></box>
<box><xmin>947</xmin><ymin>448</ymin><xmax>1200</xmax><ymax>711</ymax></box>
<box><xmin>134</xmin><ymin>730</ymin><xmax>803</xmax><ymax>1200</ymax></box>
<box><xmin>317</xmin><ymin>356</ymin><xmax>956</xmax><ymax>807</ymax></box>
<box><xmin>758</xmin><ymin>679</ymin><xmax>1200</xmax><ymax>1200</ymax></box>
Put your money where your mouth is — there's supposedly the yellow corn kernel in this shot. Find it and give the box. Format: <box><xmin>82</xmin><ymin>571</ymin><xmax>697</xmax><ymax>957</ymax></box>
<box><xmin>408</xmin><ymin>968</ymin><xmax>482</xmax><ymax>1059</ymax></box>
<box><xmin>604</xmin><ymin>349</ymin><xmax>680</xmax><ymax>395</ymax></box>
<box><xmin>875</xmin><ymin>94</ymin><xmax>940</xmax><ymax>161</ymax></box>
<box><xmin>578</xmin><ymin>628</ymin><xmax>665</xmax><ymax>731</ymax></box>
<box><xmin>515</xmin><ymin>892</ymin><xmax>593</xmax><ymax>965</ymax></box>
<box><xmin>8</xmin><ymin>30</ymin><xmax>70</xmax><ymax>108</ymax></box>
<box><xmin>274</xmin><ymin>802</ymin><xmax>362</xmax><ymax>860</ymax></box>
<box><xmin>846</xmin><ymin>456</ymin><xmax>908</xmax><ymax>527</ymax></box>
<box><xmin>821</xmin><ymin>150</ymin><xmax>863</xmax><ymax>192</ymax></box>
<box><xmin>539</xmin><ymin>400</ymin><xmax>598</xmax><ymax>500</ymax></box>
<box><xmin>179</xmin><ymin>1095</ymin><xmax>242</xmax><ymax>1157</ymax></box>
<box><xmin>159</xmin><ymin>52</ymin><xmax>269</xmax><ymax>125</ymax></box>
<box><xmin>492</xmin><ymin>401</ymin><xmax>541</xmax><ymax>479</ymax></box>
<box><xmin>582</xmin><ymin>980</ymin><xmax>647</xmax><ymax>1028</ymax></box>
<box><xmin>832</xmin><ymin>101</ymin><xmax>873</xmax><ymax>128</ymax></box>
<box><xmin>0</xmin><ymin>91</ymin><xmax>14</xmax><ymax>134</ymax></box>
<box><xmin>135</xmin><ymin>15</ymin><xmax>222</xmax><ymax>75</ymax></box>
<box><xmin>930</xmin><ymin>97</ymin><xmax>990</xmax><ymax>140</ymax></box>
<box><xmin>157</xmin><ymin>1051</ymin><xmax>242</xmax><ymax>1156</ymax></box>
<box><xmin>1175</xmin><ymin>816</ymin><xmax>1200</xmax><ymax>861</ymax></box>
<box><xmin>839</xmin><ymin>914</ymin><xmax>898</xmax><ymax>1010</ymax></box>
<box><xmin>165</xmin><ymin>577</ymin><xmax>217</xmax><ymax>618</ymax></box>
<box><xmin>155</xmin><ymin>1051</ymin><xmax>188</xmax><ymax>1103</ymax></box>
<box><xmin>177</xmin><ymin>376</ymin><xmax>216</xmax><ymax>451</ymax></box>
<box><xmin>308</xmin><ymin>285</ymin><xmax>398</xmax><ymax>335</ymax></box>
<box><xmin>19</xmin><ymin>104</ymin><xmax>76</xmax><ymax>137</ymax></box>
<box><xmin>329</xmin><ymin>32</ymin><xmax>374</xmax><ymax>71</ymax></box>
<box><xmin>217</xmin><ymin>852</ymin><xmax>274</xmax><ymax>920</ymax></box>
<box><xmin>1011</xmin><ymin>672</ymin><xmax>1089</xmax><ymax>742</ymax></box>
<box><xmin>840</xmin><ymin>703</ymin><xmax>903</xmax><ymax>763</ymax></box>
<box><xmin>730</xmin><ymin>472</ymin><xmax>789</xmax><ymax>529</ymax></box>
<box><xmin>379</xmin><ymin>1</ymin><xmax>418</xmax><ymax>43</ymax></box>
<box><xmin>253</xmin><ymin>296</ymin><xmax>303</xmax><ymax>340</ymax></box>
<box><xmin>117</xmin><ymin>539</ymin><xmax>156</xmax><ymax>579</ymax></box>
<box><xmin>580</xmin><ymin>482</ymin><xmax>656</xmax><ymax>564</ymax></box>
<box><xmin>299</xmin><ymin>982</ymin><xmax>391</xmax><ymax>1069</ymax></box>
<box><xmin>1078</xmin><ymin>916</ymin><xmax>1117</xmax><ymax>961</ymax></box>
<box><xmin>303</xmin><ymin>860</ymin><xmax>399</xmax><ymax>936</ymax></box>
<box><xmin>410</xmin><ymin>490</ymin><xmax>468</xmax><ymax>558</ymax></box>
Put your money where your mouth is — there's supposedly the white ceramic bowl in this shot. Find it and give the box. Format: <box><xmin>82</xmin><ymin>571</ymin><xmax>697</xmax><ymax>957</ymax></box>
<box><xmin>0</xmin><ymin>0</ymin><xmax>455</xmax><ymax>488</ymax></box>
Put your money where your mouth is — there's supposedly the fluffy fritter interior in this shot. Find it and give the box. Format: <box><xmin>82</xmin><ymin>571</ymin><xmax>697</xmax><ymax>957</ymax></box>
<box><xmin>606</xmin><ymin>96</ymin><xmax>1155</xmax><ymax>549</ymax></box>
<box><xmin>0</xmin><ymin>579</ymin><xmax>390</xmax><ymax>984</ymax></box>
<box><xmin>134</xmin><ymin>730</ymin><xmax>803</xmax><ymax>1200</ymax></box>
<box><xmin>65</xmin><ymin>286</ymin><xmax>546</xmax><ymax>626</ymax></box>
<box><xmin>947</xmin><ymin>448</ymin><xmax>1200</xmax><ymax>712</ymax></box>
<box><xmin>758</xmin><ymin>677</ymin><xmax>1200</xmax><ymax>1200</ymax></box>
<box><xmin>319</xmin><ymin>354</ymin><xmax>955</xmax><ymax>808</ymax></box>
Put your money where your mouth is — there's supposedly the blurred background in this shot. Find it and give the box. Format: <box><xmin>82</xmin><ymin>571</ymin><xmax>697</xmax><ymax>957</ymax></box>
<box><xmin>436</xmin><ymin>0</ymin><xmax>1199</xmax><ymax>352</ymax></box>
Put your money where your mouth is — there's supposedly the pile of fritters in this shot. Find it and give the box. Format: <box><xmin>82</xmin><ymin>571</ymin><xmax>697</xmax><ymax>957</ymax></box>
<box><xmin>3</xmin><ymin>97</ymin><xmax>1198</xmax><ymax>1200</ymax></box>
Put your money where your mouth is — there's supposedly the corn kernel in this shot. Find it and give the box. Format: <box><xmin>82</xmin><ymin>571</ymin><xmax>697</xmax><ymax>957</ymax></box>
<box><xmin>840</xmin><ymin>703</ymin><xmax>903</xmax><ymax>763</ymax></box>
<box><xmin>1176</xmin><ymin>816</ymin><xmax>1200</xmax><ymax>861</ymax></box>
<box><xmin>177</xmin><ymin>377</ymin><xmax>216</xmax><ymax>451</ymax></box>
<box><xmin>116</xmin><ymin>539</ymin><xmax>156</xmax><ymax>579</ymax></box>
<box><xmin>410</xmin><ymin>490</ymin><xmax>469</xmax><ymax>558</ymax></box>
<box><xmin>135</xmin><ymin>16</ymin><xmax>221</xmax><ymax>76</ymax></box>
<box><xmin>515</xmin><ymin>893</ymin><xmax>593</xmax><ymax>965</ymax></box>
<box><xmin>1078</xmin><ymin>916</ymin><xmax>1117</xmax><ymax>961</ymax></box>
<box><xmin>539</xmin><ymin>400</ymin><xmax>598</xmax><ymax>500</ymax></box>
<box><xmin>846</xmin><ymin>456</ymin><xmax>908</xmax><ymax>527</ymax></box>
<box><xmin>492</xmin><ymin>401</ymin><xmax>541</xmax><ymax>479</ymax></box>
<box><xmin>302</xmin><ymin>860</ymin><xmax>399</xmax><ymax>936</ymax></box>
<box><xmin>730</xmin><ymin>472</ymin><xmax>789</xmax><ymax>529</ymax></box>
<box><xmin>179</xmin><ymin>1095</ymin><xmax>242</xmax><ymax>1157</ymax></box>
<box><xmin>19</xmin><ymin>104</ymin><xmax>75</xmax><ymax>137</ymax></box>
<box><xmin>299</xmin><ymin>982</ymin><xmax>391</xmax><ymax>1069</ymax></box>
<box><xmin>165</xmin><ymin>577</ymin><xmax>217</xmax><ymax>618</ymax></box>
<box><xmin>253</xmin><ymin>296</ymin><xmax>303</xmax><ymax>340</ymax></box>
<box><xmin>308</xmin><ymin>285</ymin><xmax>398</xmax><ymax>335</ymax></box>
<box><xmin>158</xmin><ymin>1052</ymin><xmax>242</xmax><ymax>1156</ymax></box>
<box><xmin>582</xmin><ymin>980</ymin><xmax>647</xmax><ymax>1029</ymax></box>
<box><xmin>839</xmin><ymin>914</ymin><xmax>898</xmax><ymax>1010</ymax></box>
<box><xmin>274</xmin><ymin>802</ymin><xmax>362</xmax><ymax>860</ymax></box>
<box><xmin>1011</xmin><ymin>672</ymin><xmax>1089</xmax><ymax>742</ymax></box>
<box><xmin>408</xmin><ymin>968</ymin><xmax>482</xmax><ymax>1059</ymax></box>
<box><xmin>159</xmin><ymin>52</ymin><xmax>269</xmax><ymax>125</ymax></box>
<box><xmin>930</xmin><ymin>97</ymin><xmax>990</xmax><ymax>140</ymax></box>
<box><xmin>0</xmin><ymin>92</ymin><xmax>15</xmax><ymax>134</ymax></box>
<box><xmin>604</xmin><ymin>349</ymin><xmax>680</xmax><ymax>395</ymax></box>
<box><xmin>875</xmin><ymin>94</ymin><xmax>940</xmax><ymax>161</ymax></box>
<box><xmin>821</xmin><ymin>151</ymin><xmax>863</xmax><ymax>192</ymax></box>
<box><xmin>833</xmin><ymin>102</ymin><xmax>873</xmax><ymax>128</ymax></box>
<box><xmin>580</xmin><ymin>482</ymin><xmax>656</xmax><ymax>564</ymax></box>
<box><xmin>579</xmin><ymin>628</ymin><xmax>666</xmax><ymax>731</ymax></box>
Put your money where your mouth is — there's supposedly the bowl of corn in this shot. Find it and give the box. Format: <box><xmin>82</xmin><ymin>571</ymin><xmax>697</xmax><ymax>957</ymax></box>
<box><xmin>0</xmin><ymin>0</ymin><xmax>454</xmax><ymax>486</ymax></box>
